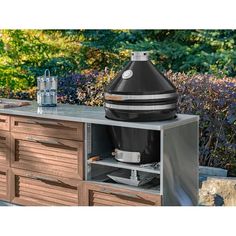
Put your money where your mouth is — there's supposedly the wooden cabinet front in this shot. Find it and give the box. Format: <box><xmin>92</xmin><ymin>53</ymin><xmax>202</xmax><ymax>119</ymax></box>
<box><xmin>0</xmin><ymin>115</ymin><xmax>10</xmax><ymax>131</ymax></box>
<box><xmin>11</xmin><ymin>116</ymin><xmax>84</xmax><ymax>141</ymax></box>
<box><xmin>0</xmin><ymin>166</ymin><xmax>10</xmax><ymax>201</ymax></box>
<box><xmin>11</xmin><ymin>132</ymin><xmax>84</xmax><ymax>180</ymax></box>
<box><xmin>10</xmin><ymin>169</ymin><xmax>81</xmax><ymax>206</ymax></box>
<box><xmin>82</xmin><ymin>182</ymin><xmax>162</xmax><ymax>206</ymax></box>
<box><xmin>0</xmin><ymin>131</ymin><xmax>10</xmax><ymax>166</ymax></box>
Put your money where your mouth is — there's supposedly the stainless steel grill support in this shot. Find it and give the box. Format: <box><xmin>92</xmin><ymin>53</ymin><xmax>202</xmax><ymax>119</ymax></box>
<box><xmin>85</xmin><ymin>114</ymin><xmax>199</xmax><ymax>206</ymax></box>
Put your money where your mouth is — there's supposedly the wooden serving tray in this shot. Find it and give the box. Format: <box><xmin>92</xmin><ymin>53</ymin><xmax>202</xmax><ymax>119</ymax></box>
<box><xmin>0</xmin><ymin>100</ymin><xmax>31</xmax><ymax>108</ymax></box>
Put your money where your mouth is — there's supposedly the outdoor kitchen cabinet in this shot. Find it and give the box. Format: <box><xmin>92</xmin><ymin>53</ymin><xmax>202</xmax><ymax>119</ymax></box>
<box><xmin>0</xmin><ymin>103</ymin><xmax>199</xmax><ymax>206</ymax></box>
<box><xmin>7</xmin><ymin>115</ymin><xmax>84</xmax><ymax>206</ymax></box>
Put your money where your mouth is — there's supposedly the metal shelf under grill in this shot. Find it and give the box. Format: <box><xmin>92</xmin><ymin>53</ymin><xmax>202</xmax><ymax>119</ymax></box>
<box><xmin>88</xmin><ymin>156</ymin><xmax>160</xmax><ymax>174</ymax></box>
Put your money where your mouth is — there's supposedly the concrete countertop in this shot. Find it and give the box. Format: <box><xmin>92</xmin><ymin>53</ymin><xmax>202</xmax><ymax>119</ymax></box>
<box><xmin>0</xmin><ymin>99</ymin><xmax>199</xmax><ymax>130</ymax></box>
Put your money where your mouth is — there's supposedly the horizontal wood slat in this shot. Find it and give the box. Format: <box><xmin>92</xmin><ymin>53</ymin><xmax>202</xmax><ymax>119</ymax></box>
<box><xmin>10</xmin><ymin>116</ymin><xmax>84</xmax><ymax>141</ymax></box>
<box><xmin>19</xmin><ymin>183</ymin><xmax>78</xmax><ymax>200</ymax></box>
<box><xmin>17</xmin><ymin>160</ymin><xmax>78</xmax><ymax>177</ymax></box>
<box><xmin>19</xmin><ymin>176</ymin><xmax>78</xmax><ymax>194</ymax></box>
<box><xmin>92</xmin><ymin>197</ymin><xmax>127</xmax><ymax>206</ymax></box>
<box><xmin>93</xmin><ymin>203</ymin><xmax>104</xmax><ymax>206</ymax></box>
<box><xmin>83</xmin><ymin>182</ymin><xmax>161</xmax><ymax>206</ymax></box>
<box><xmin>18</xmin><ymin>146</ymin><xmax>78</xmax><ymax>159</ymax></box>
<box><xmin>11</xmin><ymin>132</ymin><xmax>84</xmax><ymax>179</ymax></box>
<box><xmin>18</xmin><ymin>151</ymin><xmax>77</xmax><ymax>164</ymax></box>
<box><xmin>92</xmin><ymin>192</ymin><xmax>150</xmax><ymax>206</ymax></box>
<box><xmin>91</xmin><ymin>191</ymin><xmax>155</xmax><ymax>206</ymax></box>
<box><xmin>19</xmin><ymin>191</ymin><xmax>77</xmax><ymax>206</ymax></box>
<box><xmin>19</xmin><ymin>140</ymin><xmax>77</xmax><ymax>154</ymax></box>
<box><xmin>13</xmin><ymin>195</ymin><xmax>60</xmax><ymax>206</ymax></box>
<box><xmin>19</xmin><ymin>155</ymin><xmax>77</xmax><ymax>169</ymax></box>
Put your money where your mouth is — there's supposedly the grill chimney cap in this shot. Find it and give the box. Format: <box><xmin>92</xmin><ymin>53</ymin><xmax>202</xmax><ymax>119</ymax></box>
<box><xmin>131</xmin><ymin>51</ymin><xmax>149</xmax><ymax>61</ymax></box>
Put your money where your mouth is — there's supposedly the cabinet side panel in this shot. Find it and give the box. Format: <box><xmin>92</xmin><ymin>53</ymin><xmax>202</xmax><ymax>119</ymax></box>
<box><xmin>162</xmin><ymin>121</ymin><xmax>198</xmax><ymax>206</ymax></box>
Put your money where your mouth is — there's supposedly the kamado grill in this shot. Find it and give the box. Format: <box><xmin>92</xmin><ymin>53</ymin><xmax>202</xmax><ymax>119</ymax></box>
<box><xmin>104</xmin><ymin>51</ymin><xmax>178</xmax><ymax>164</ymax></box>
<box><xmin>104</xmin><ymin>51</ymin><xmax>178</xmax><ymax>121</ymax></box>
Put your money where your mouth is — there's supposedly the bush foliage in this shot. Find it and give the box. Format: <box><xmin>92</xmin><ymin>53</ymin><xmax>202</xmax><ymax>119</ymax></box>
<box><xmin>169</xmin><ymin>72</ymin><xmax>236</xmax><ymax>169</ymax></box>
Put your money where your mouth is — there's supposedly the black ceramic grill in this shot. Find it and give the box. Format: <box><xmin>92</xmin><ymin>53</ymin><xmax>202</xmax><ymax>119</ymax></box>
<box><xmin>104</xmin><ymin>51</ymin><xmax>178</xmax><ymax>121</ymax></box>
<box><xmin>104</xmin><ymin>51</ymin><xmax>178</xmax><ymax>164</ymax></box>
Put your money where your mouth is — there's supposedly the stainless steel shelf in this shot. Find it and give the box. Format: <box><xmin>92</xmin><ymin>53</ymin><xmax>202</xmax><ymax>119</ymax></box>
<box><xmin>88</xmin><ymin>180</ymin><xmax>161</xmax><ymax>195</ymax></box>
<box><xmin>88</xmin><ymin>157</ymin><xmax>160</xmax><ymax>174</ymax></box>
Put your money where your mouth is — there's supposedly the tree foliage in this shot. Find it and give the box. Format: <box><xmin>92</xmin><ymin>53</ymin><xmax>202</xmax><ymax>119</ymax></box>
<box><xmin>80</xmin><ymin>30</ymin><xmax>236</xmax><ymax>76</ymax></box>
<box><xmin>0</xmin><ymin>29</ymin><xmax>235</xmax><ymax>92</ymax></box>
<box><xmin>0</xmin><ymin>30</ymin><xmax>83</xmax><ymax>91</ymax></box>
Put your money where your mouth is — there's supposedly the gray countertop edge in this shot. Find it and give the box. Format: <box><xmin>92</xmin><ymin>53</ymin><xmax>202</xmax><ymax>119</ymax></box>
<box><xmin>0</xmin><ymin>100</ymin><xmax>199</xmax><ymax>131</ymax></box>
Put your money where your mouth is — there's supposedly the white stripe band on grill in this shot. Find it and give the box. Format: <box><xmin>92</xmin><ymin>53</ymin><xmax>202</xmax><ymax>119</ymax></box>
<box><xmin>104</xmin><ymin>92</ymin><xmax>177</xmax><ymax>101</ymax></box>
<box><xmin>105</xmin><ymin>103</ymin><xmax>176</xmax><ymax>111</ymax></box>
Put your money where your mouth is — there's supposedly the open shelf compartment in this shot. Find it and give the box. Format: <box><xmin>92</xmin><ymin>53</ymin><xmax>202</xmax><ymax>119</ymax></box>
<box><xmin>85</xmin><ymin>123</ymin><xmax>161</xmax><ymax>195</ymax></box>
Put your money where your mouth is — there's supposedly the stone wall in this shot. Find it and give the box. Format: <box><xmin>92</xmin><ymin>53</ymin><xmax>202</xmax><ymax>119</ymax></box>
<box><xmin>199</xmin><ymin>177</ymin><xmax>236</xmax><ymax>206</ymax></box>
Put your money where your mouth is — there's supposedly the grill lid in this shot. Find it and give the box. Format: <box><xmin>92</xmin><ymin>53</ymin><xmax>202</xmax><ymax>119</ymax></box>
<box><xmin>105</xmin><ymin>51</ymin><xmax>176</xmax><ymax>96</ymax></box>
<box><xmin>104</xmin><ymin>51</ymin><xmax>178</xmax><ymax>121</ymax></box>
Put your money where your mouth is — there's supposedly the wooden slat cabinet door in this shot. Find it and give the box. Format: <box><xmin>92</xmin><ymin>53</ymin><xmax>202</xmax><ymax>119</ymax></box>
<box><xmin>10</xmin><ymin>116</ymin><xmax>84</xmax><ymax>141</ymax></box>
<box><xmin>0</xmin><ymin>166</ymin><xmax>10</xmax><ymax>201</ymax></box>
<box><xmin>0</xmin><ymin>131</ymin><xmax>10</xmax><ymax>166</ymax></box>
<box><xmin>82</xmin><ymin>182</ymin><xmax>162</xmax><ymax>206</ymax></box>
<box><xmin>11</xmin><ymin>132</ymin><xmax>84</xmax><ymax>180</ymax></box>
<box><xmin>10</xmin><ymin>168</ymin><xmax>82</xmax><ymax>206</ymax></box>
<box><xmin>0</xmin><ymin>115</ymin><xmax>10</xmax><ymax>131</ymax></box>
